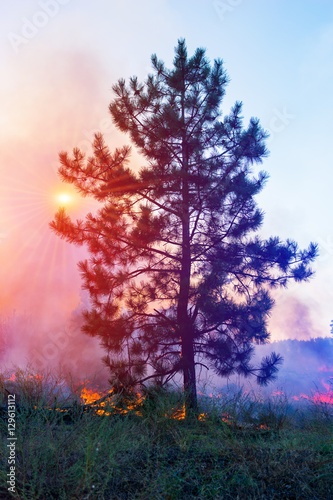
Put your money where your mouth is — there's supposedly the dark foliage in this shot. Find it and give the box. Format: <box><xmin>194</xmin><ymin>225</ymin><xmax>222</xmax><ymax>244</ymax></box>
<box><xmin>50</xmin><ymin>40</ymin><xmax>317</xmax><ymax>412</ymax></box>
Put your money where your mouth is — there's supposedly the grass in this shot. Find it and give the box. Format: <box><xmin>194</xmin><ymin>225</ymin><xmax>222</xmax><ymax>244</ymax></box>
<box><xmin>0</xmin><ymin>368</ymin><xmax>332</xmax><ymax>499</ymax></box>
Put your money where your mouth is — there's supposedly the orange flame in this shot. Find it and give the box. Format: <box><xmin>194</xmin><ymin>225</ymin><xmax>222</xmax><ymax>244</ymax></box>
<box><xmin>172</xmin><ymin>403</ymin><xmax>186</xmax><ymax>420</ymax></box>
<box><xmin>291</xmin><ymin>381</ymin><xmax>333</xmax><ymax>405</ymax></box>
<box><xmin>80</xmin><ymin>387</ymin><xmax>103</xmax><ymax>405</ymax></box>
<box><xmin>78</xmin><ymin>388</ymin><xmax>209</xmax><ymax>421</ymax></box>
<box><xmin>79</xmin><ymin>387</ymin><xmax>146</xmax><ymax>416</ymax></box>
<box><xmin>221</xmin><ymin>412</ymin><xmax>233</xmax><ymax>425</ymax></box>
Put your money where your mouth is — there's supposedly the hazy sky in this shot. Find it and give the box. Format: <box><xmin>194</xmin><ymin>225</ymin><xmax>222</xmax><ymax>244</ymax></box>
<box><xmin>1</xmin><ymin>0</ymin><xmax>333</xmax><ymax>358</ymax></box>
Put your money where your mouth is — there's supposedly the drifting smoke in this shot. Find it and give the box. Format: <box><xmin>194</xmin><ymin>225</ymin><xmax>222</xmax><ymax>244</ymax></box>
<box><xmin>0</xmin><ymin>291</ymin><xmax>109</xmax><ymax>385</ymax></box>
<box><xmin>1</xmin><ymin>292</ymin><xmax>332</xmax><ymax>400</ymax></box>
<box><xmin>198</xmin><ymin>297</ymin><xmax>333</xmax><ymax>398</ymax></box>
<box><xmin>268</xmin><ymin>295</ymin><xmax>324</xmax><ymax>341</ymax></box>
<box><xmin>0</xmin><ymin>49</ymin><xmax>124</xmax><ymax>387</ymax></box>
<box><xmin>253</xmin><ymin>337</ymin><xmax>333</xmax><ymax>395</ymax></box>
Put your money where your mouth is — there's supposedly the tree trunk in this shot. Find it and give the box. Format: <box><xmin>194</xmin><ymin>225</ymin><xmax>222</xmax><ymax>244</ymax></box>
<box><xmin>181</xmin><ymin>327</ymin><xmax>198</xmax><ymax>414</ymax></box>
<box><xmin>178</xmin><ymin>208</ymin><xmax>198</xmax><ymax>415</ymax></box>
<box><xmin>178</xmin><ymin>54</ymin><xmax>198</xmax><ymax>416</ymax></box>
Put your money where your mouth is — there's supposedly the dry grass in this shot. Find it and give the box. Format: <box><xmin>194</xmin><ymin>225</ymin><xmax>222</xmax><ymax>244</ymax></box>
<box><xmin>0</xmin><ymin>368</ymin><xmax>332</xmax><ymax>499</ymax></box>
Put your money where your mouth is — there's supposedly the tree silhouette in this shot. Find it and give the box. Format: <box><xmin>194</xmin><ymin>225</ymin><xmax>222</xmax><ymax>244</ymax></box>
<box><xmin>50</xmin><ymin>40</ymin><xmax>317</xmax><ymax>414</ymax></box>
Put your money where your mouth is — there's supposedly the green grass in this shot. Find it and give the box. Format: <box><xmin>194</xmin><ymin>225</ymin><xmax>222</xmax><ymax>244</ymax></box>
<box><xmin>0</xmin><ymin>368</ymin><xmax>332</xmax><ymax>499</ymax></box>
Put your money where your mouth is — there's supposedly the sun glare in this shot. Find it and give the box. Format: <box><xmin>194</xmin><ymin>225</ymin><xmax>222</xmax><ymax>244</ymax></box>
<box><xmin>52</xmin><ymin>188</ymin><xmax>81</xmax><ymax>211</ymax></box>
<box><xmin>57</xmin><ymin>193</ymin><xmax>72</xmax><ymax>205</ymax></box>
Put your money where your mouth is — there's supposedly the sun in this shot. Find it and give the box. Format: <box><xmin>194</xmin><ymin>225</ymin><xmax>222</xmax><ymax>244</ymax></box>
<box><xmin>52</xmin><ymin>187</ymin><xmax>77</xmax><ymax>209</ymax></box>
<box><xmin>50</xmin><ymin>184</ymin><xmax>99</xmax><ymax>215</ymax></box>
<box><xmin>57</xmin><ymin>193</ymin><xmax>72</xmax><ymax>205</ymax></box>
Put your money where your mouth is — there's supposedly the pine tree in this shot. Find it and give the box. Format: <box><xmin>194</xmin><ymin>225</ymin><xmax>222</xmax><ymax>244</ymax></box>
<box><xmin>50</xmin><ymin>40</ymin><xmax>317</xmax><ymax>414</ymax></box>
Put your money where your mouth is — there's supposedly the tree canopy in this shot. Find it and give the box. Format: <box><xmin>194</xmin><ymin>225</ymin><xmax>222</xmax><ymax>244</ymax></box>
<box><xmin>50</xmin><ymin>40</ymin><xmax>317</xmax><ymax>413</ymax></box>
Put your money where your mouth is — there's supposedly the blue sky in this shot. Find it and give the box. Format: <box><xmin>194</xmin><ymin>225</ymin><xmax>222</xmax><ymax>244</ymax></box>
<box><xmin>1</xmin><ymin>1</ymin><xmax>333</xmax><ymax>348</ymax></box>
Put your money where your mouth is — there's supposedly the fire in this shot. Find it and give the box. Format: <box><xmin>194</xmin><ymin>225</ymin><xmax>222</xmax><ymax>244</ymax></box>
<box><xmin>5</xmin><ymin>373</ymin><xmax>43</xmax><ymax>383</ymax></box>
<box><xmin>198</xmin><ymin>413</ymin><xmax>208</xmax><ymax>421</ymax></box>
<box><xmin>172</xmin><ymin>404</ymin><xmax>186</xmax><ymax>420</ymax></box>
<box><xmin>74</xmin><ymin>382</ymin><xmax>333</xmax><ymax>423</ymax></box>
<box><xmin>79</xmin><ymin>387</ymin><xmax>146</xmax><ymax>416</ymax></box>
<box><xmin>271</xmin><ymin>390</ymin><xmax>284</xmax><ymax>396</ymax></box>
<box><xmin>312</xmin><ymin>380</ymin><xmax>333</xmax><ymax>404</ymax></box>
<box><xmin>4</xmin><ymin>371</ymin><xmax>331</xmax><ymax>425</ymax></box>
<box><xmin>313</xmin><ymin>392</ymin><xmax>333</xmax><ymax>404</ymax></box>
<box><xmin>78</xmin><ymin>388</ymin><xmax>208</xmax><ymax>421</ymax></box>
<box><xmin>80</xmin><ymin>387</ymin><xmax>113</xmax><ymax>416</ymax></box>
<box><xmin>291</xmin><ymin>380</ymin><xmax>333</xmax><ymax>405</ymax></box>
<box><xmin>80</xmin><ymin>387</ymin><xmax>104</xmax><ymax>405</ymax></box>
<box><xmin>222</xmin><ymin>412</ymin><xmax>233</xmax><ymax>425</ymax></box>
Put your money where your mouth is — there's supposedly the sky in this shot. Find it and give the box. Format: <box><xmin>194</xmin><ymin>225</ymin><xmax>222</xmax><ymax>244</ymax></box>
<box><xmin>0</xmin><ymin>0</ymin><xmax>333</xmax><ymax>377</ymax></box>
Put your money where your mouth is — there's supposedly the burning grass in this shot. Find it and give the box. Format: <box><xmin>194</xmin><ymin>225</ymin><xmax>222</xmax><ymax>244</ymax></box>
<box><xmin>0</xmin><ymin>368</ymin><xmax>332</xmax><ymax>499</ymax></box>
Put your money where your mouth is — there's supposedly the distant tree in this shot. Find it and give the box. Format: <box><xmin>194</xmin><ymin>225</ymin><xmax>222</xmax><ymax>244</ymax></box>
<box><xmin>50</xmin><ymin>40</ymin><xmax>317</xmax><ymax>414</ymax></box>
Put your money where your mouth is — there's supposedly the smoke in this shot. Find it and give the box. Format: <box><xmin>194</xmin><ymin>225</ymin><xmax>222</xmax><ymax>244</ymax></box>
<box><xmin>1</xmin><ymin>292</ymin><xmax>109</xmax><ymax>385</ymax></box>
<box><xmin>0</xmin><ymin>47</ymin><xmax>122</xmax><ymax>383</ymax></box>
<box><xmin>1</xmin><ymin>290</ymin><xmax>332</xmax><ymax>396</ymax></box>
<box><xmin>268</xmin><ymin>294</ymin><xmax>324</xmax><ymax>341</ymax></box>
<box><xmin>198</xmin><ymin>296</ymin><xmax>333</xmax><ymax>397</ymax></box>
<box><xmin>252</xmin><ymin>337</ymin><xmax>333</xmax><ymax>395</ymax></box>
